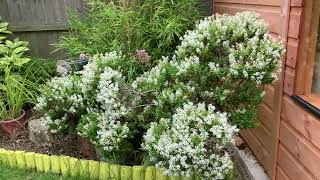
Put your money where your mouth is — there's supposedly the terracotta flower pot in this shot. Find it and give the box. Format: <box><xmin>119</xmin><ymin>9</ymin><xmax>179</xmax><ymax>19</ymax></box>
<box><xmin>0</xmin><ymin>110</ymin><xmax>27</xmax><ymax>136</ymax></box>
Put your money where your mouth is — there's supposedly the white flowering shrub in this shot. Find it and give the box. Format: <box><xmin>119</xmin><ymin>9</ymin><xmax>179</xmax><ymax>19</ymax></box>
<box><xmin>35</xmin><ymin>76</ymin><xmax>84</xmax><ymax>133</ymax></box>
<box><xmin>36</xmin><ymin>11</ymin><xmax>285</xmax><ymax>179</ymax></box>
<box><xmin>143</xmin><ymin>102</ymin><xmax>238</xmax><ymax>179</ymax></box>
<box><xmin>134</xmin><ymin>12</ymin><xmax>285</xmax><ymax>129</ymax></box>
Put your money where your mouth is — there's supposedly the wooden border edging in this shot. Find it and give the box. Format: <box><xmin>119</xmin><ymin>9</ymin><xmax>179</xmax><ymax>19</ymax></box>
<box><xmin>0</xmin><ymin>148</ymin><xmax>194</xmax><ymax>180</ymax></box>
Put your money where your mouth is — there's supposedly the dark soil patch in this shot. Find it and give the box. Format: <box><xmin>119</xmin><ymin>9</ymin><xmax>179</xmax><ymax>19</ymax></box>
<box><xmin>0</xmin><ymin>125</ymin><xmax>96</xmax><ymax>161</ymax></box>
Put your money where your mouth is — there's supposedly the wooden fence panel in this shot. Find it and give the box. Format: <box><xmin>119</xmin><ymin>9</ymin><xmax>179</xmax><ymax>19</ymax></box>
<box><xmin>0</xmin><ymin>0</ymin><xmax>86</xmax><ymax>59</ymax></box>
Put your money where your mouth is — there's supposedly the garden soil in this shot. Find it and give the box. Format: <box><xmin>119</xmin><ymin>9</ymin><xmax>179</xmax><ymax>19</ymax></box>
<box><xmin>0</xmin><ymin>127</ymin><xmax>97</xmax><ymax>161</ymax></box>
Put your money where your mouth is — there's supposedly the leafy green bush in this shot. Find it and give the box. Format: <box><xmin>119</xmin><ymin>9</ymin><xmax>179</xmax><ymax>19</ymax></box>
<box><xmin>57</xmin><ymin>0</ymin><xmax>201</xmax><ymax>61</ymax></box>
<box><xmin>18</xmin><ymin>58</ymin><xmax>58</xmax><ymax>94</ymax></box>
<box><xmin>0</xmin><ymin>20</ymin><xmax>57</xmax><ymax>120</ymax></box>
<box><xmin>37</xmin><ymin>12</ymin><xmax>285</xmax><ymax>179</ymax></box>
<box><xmin>0</xmin><ymin>21</ymin><xmax>35</xmax><ymax>119</ymax></box>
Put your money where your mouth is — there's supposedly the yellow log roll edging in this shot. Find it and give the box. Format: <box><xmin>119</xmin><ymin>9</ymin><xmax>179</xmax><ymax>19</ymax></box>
<box><xmin>0</xmin><ymin>148</ymin><xmax>196</xmax><ymax>180</ymax></box>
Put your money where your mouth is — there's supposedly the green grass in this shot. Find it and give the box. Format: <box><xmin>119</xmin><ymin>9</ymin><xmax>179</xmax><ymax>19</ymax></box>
<box><xmin>0</xmin><ymin>164</ymin><xmax>88</xmax><ymax>180</ymax></box>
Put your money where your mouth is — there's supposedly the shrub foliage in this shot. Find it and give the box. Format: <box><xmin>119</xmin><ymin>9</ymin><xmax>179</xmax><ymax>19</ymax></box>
<box><xmin>57</xmin><ymin>0</ymin><xmax>201</xmax><ymax>61</ymax></box>
<box><xmin>37</xmin><ymin>12</ymin><xmax>285</xmax><ymax>180</ymax></box>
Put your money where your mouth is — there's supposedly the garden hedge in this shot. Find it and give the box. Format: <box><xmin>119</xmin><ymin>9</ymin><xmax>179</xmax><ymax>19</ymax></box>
<box><xmin>0</xmin><ymin>149</ymin><xmax>195</xmax><ymax>180</ymax></box>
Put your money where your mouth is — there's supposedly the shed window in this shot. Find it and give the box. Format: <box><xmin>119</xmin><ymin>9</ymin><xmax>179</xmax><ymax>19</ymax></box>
<box><xmin>295</xmin><ymin>4</ymin><xmax>320</xmax><ymax>113</ymax></box>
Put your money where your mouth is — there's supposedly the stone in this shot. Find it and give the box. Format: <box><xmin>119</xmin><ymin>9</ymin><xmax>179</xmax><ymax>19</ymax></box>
<box><xmin>56</xmin><ymin>60</ymin><xmax>72</xmax><ymax>76</ymax></box>
<box><xmin>28</xmin><ymin>118</ymin><xmax>52</xmax><ymax>146</ymax></box>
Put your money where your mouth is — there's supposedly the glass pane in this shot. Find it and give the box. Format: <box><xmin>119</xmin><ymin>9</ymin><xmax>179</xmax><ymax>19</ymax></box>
<box><xmin>311</xmin><ymin>23</ymin><xmax>320</xmax><ymax>93</ymax></box>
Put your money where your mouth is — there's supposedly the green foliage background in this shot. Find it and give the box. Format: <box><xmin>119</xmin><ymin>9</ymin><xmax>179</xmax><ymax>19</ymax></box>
<box><xmin>57</xmin><ymin>0</ymin><xmax>201</xmax><ymax>61</ymax></box>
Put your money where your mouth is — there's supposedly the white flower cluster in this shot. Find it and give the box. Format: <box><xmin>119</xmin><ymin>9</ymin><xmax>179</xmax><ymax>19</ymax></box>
<box><xmin>35</xmin><ymin>76</ymin><xmax>83</xmax><ymax>132</ymax></box>
<box><xmin>176</xmin><ymin>17</ymin><xmax>212</xmax><ymax>56</ymax></box>
<box><xmin>97</xmin><ymin>67</ymin><xmax>124</xmax><ymax>111</ymax></box>
<box><xmin>132</xmin><ymin>55</ymin><xmax>199</xmax><ymax>91</ymax></box>
<box><xmin>95</xmin><ymin>67</ymin><xmax>129</xmax><ymax>152</ymax></box>
<box><xmin>176</xmin><ymin>12</ymin><xmax>284</xmax><ymax>85</ymax></box>
<box><xmin>79</xmin><ymin>51</ymin><xmax>123</xmax><ymax>95</ymax></box>
<box><xmin>97</xmin><ymin>112</ymin><xmax>129</xmax><ymax>152</ymax></box>
<box><xmin>143</xmin><ymin>102</ymin><xmax>238</xmax><ymax>180</ymax></box>
<box><xmin>36</xmin><ymin>51</ymin><xmax>129</xmax><ymax>145</ymax></box>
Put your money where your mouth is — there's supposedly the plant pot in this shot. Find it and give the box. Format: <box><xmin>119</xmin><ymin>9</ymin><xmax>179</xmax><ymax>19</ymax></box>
<box><xmin>77</xmin><ymin>135</ymin><xmax>97</xmax><ymax>159</ymax></box>
<box><xmin>0</xmin><ymin>110</ymin><xmax>27</xmax><ymax>136</ymax></box>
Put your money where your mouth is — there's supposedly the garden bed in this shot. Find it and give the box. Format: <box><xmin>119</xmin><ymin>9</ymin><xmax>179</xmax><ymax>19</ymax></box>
<box><xmin>0</xmin><ymin>143</ymin><xmax>250</xmax><ymax>180</ymax></box>
<box><xmin>0</xmin><ymin>128</ymin><xmax>95</xmax><ymax>161</ymax></box>
<box><xmin>0</xmin><ymin>123</ymin><xmax>251</xmax><ymax>180</ymax></box>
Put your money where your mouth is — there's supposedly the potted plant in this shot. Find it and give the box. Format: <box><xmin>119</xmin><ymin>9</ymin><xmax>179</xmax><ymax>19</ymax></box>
<box><xmin>0</xmin><ymin>20</ymin><xmax>35</xmax><ymax>136</ymax></box>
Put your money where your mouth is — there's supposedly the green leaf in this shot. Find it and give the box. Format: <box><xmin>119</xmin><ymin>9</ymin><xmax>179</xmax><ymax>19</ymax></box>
<box><xmin>0</xmin><ymin>22</ymin><xmax>8</xmax><ymax>28</ymax></box>
<box><xmin>5</xmin><ymin>40</ymin><xmax>13</xmax><ymax>47</ymax></box>
<box><xmin>13</xmin><ymin>46</ymin><xmax>29</xmax><ymax>54</ymax></box>
<box><xmin>0</xmin><ymin>83</ymin><xmax>6</xmax><ymax>91</ymax></box>
<box><xmin>0</xmin><ymin>45</ymin><xmax>8</xmax><ymax>54</ymax></box>
<box><xmin>0</xmin><ymin>36</ymin><xmax>6</xmax><ymax>41</ymax></box>
<box><xmin>13</xmin><ymin>57</ymin><xmax>31</xmax><ymax>66</ymax></box>
<box><xmin>0</xmin><ymin>57</ymin><xmax>10</xmax><ymax>66</ymax></box>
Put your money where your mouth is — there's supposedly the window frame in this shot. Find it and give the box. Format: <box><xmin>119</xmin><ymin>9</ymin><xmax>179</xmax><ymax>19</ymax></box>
<box><xmin>294</xmin><ymin>0</ymin><xmax>320</xmax><ymax>112</ymax></box>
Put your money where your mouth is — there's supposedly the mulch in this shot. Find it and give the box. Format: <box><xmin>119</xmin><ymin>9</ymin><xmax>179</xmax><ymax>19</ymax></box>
<box><xmin>0</xmin><ymin>125</ymin><xmax>95</xmax><ymax>160</ymax></box>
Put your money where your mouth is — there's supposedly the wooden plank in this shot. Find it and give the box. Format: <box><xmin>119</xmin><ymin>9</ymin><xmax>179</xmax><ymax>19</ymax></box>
<box><xmin>303</xmin><ymin>1</ymin><xmax>320</xmax><ymax>94</ymax></box>
<box><xmin>2</xmin><ymin>0</ymin><xmax>85</xmax><ymax>58</ymax></box>
<box><xmin>280</xmin><ymin>120</ymin><xmax>320</xmax><ymax>177</ymax></box>
<box><xmin>269</xmin><ymin>0</ymin><xmax>292</xmax><ymax>178</ymax></box>
<box><xmin>294</xmin><ymin>0</ymin><xmax>319</xmax><ymax>94</ymax></box>
<box><xmin>277</xmin><ymin>144</ymin><xmax>315</xmax><ymax>180</ymax></box>
<box><xmin>276</xmin><ymin>166</ymin><xmax>290</xmax><ymax>180</ymax></box>
<box><xmin>263</xmin><ymin>85</ymin><xmax>275</xmax><ymax>109</ymax></box>
<box><xmin>250</xmin><ymin>124</ymin><xmax>273</xmax><ymax>153</ymax></box>
<box><xmin>215</xmin><ymin>3</ymin><xmax>302</xmax><ymax>39</ymax></box>
<box><xmin>215</xmin><ymin>3</ymin><xmax>282</xmax><ymax>35</ymax></box>
<box><xmin>283</xmin><ymin>66</ymin><xmax>295</xmax><ymax>95</ymax></box>
<box><xmin>241</xmin><ymin>130</ymin><xmax>272</xmax><ymax>175</ymax></box>
<box><xmin>288</xmin><ymin>8</ymin><xmax>303</xmax><ymax>40</ymax></box>
<box><xmin>257</xmin><ymin>104</ymin><xmax>273</xmax><ymax>131</ymax></box>
<box><xmin>215</xmin><ymin>0</ymin><xmax>281</xmax><ymax>6</ymax></box>
<box><xmin>286</xmin><ymin>38</ymin><xmax>299</xmax><ymax>68</ymax></box>
<box><xmin>9</xmin><ymin>25</ymin><xmax>68</xmax><ymax>32</ymax></box>
<box><xmin>5</xmin><ymin>0</ymin><xmax>22</xmax><ymax>26</ymax></box>
<box><xmin>290</xmin><ymin>0</ymin><xmax>304</xmax><ymax>7</ymax></box>
<box><xmin>0</xmin><ymin>0</ymin><xmax>9</xmax><ymax>21</ymax></box>
<box><xmin>281</xmin><ymin>95</ymin><xmax>320</xmax><ymax>150</ymax></box>
<box><xmin>214</xmin><ymin>0</ymin><xmax>303</xmax><ymax>7</ymax></box>
<box><xmin>15</xmin><ymin>31</ymin><xmax>65</xmax><ymax>58</ymax></box>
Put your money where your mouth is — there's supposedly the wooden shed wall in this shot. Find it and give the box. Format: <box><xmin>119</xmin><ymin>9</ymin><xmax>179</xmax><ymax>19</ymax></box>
<box><xmin>214</xmin><ymin>0</ymin><xmax>320</xmax><ymax>179</ymax></box>
<box><xmin>278</xmin><ymin>0</ymin><xmax>320</xmax><ymax>179</ymax></box>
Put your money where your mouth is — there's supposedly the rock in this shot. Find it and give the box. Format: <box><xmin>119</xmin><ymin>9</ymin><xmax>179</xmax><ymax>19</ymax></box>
<box><xmin>56</xmin><ymin>60</ymin><xmax>72</xmax><ymax>76</ymax></box>
<box><xmin>28</xmin><ymin>118</ymin><xmax>52</xmax><ymax>146</ymax></box>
